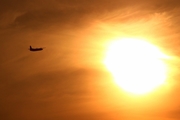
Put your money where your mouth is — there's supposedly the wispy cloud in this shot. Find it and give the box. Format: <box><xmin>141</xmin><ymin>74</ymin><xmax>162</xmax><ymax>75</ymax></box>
<box><xmin>1</xmin><ymin>0</ymin><xmax>180</xmax><ymax>120</ymax></box>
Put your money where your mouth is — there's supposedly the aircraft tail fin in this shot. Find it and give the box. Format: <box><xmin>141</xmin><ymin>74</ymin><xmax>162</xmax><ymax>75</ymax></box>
<box><xmin>30</xmin><ymin>46</ymin><xmax>32</xmax><ymax>50</ymax></box>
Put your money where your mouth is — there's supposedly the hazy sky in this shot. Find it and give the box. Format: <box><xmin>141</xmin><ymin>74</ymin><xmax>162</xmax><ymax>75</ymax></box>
<box><xmin>1</xmin><ymin>0</ymin><xmax>180</xmax><ymax>120</ymax></box>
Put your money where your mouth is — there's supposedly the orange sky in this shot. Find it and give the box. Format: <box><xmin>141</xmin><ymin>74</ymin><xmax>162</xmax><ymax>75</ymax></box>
<box><xmin>1</xmin><ymin>0</ymin><xmax>180</xmax><ymax>120</ymax></box>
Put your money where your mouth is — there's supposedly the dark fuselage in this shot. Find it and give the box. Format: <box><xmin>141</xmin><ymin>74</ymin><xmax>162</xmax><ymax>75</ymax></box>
<box><xmin>30</xmin><ymin>46</ymin><xmax>43</xmax><ymax>51</ymax></box>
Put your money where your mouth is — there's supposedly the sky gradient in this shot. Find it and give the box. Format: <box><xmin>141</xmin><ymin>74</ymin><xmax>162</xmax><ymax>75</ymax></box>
<box><xmin>1</xmin><ymin>0</ymin><xmax>180</xmax><ymax>120</ymax></box>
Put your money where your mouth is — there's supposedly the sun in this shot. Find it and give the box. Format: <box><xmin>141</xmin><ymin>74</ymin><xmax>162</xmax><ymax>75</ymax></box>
<box><xmin>104</xmin><ymin>38</ymin><xmax>168</xmax><ymax>95</ymax></box>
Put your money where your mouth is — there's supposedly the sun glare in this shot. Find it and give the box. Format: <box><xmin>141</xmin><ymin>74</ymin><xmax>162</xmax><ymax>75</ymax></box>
<box><xmin>104</xmin><ymin>38</ymin><xmax>168</xmax><ymax>95</ymax></box>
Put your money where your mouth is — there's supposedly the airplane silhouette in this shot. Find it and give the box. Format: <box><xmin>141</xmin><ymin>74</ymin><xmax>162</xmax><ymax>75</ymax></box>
<box><xmin>29</xmin><ymin>46</ymin><xmax>43</xmax><ymax>51</ymax></box>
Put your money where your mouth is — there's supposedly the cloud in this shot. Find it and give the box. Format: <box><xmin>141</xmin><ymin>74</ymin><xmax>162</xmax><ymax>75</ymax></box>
<box><xmin>1</xmin><ymin>0</ymin><xmax>180</xmax><ymax>120</ymax></box>
<box><xmin>0</xmin><ymin>68</ymin><xmax>104</xmax><ymax>120</ymax></box>
<box><xmin>11</xmin><ymin>9</ymin><xmax>92</xmax><ymax>30</ymax></box>
<box><xmin>1</xmin><ymin>0</ymin><xmax>180</xmax><ymax>30</ymax></box>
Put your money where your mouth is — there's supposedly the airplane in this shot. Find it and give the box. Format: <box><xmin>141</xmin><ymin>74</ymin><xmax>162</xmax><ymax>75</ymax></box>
<box><xmin>29</xmin><ymin>46</ymin><xmax>43</xmax><ymax>51</ymax></box>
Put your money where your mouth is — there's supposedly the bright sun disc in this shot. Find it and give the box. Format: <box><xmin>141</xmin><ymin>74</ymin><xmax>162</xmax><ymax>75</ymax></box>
<box><xmin>104</xmin><ymin>38</ymin><xmax>168</xmax><ymax>95</ymax></box>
